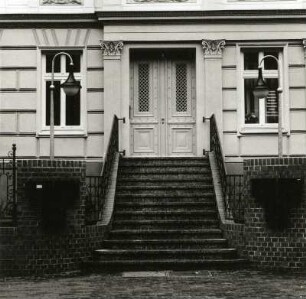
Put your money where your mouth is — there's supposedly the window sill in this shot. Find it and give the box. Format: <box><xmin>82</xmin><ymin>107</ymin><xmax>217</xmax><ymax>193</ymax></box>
<box><xmin>37</xmin><ymin>130</ymin><xmax>87</xmax><ymax>138</ymax></box>
<box><xmin>239</xmin><ymin>126</ymin><xmax>288</xmax><ymax>135</ymax></box>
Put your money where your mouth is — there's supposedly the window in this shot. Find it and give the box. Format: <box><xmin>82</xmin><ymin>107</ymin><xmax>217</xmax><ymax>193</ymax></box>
<box><xmin>242</xmin><ymin>49</ymin><xmax>282</xmax><ymax>127</ymax></box>
<box><xmin>42</xmin><ymin>51</ymin><xmax>83</xmax><ymax>133</ymax></box>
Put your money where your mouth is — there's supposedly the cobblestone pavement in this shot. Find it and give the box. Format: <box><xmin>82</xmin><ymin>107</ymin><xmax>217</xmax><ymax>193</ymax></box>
<box><xmin>1</xmin><ymin>270</ymin><xmax>306</xmax><ymax>299</ymax></box>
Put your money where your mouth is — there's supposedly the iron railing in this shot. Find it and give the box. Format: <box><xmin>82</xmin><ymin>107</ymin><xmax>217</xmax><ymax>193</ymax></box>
<box><xmin>210</xmin><ymin>115</ymin><xmax>244</xmax><ymax>223</ymax></box>
<box><xmin>226</xmin><ymin>175</ymin><xmax>244</xmax><ymax>223</ymax></box>
<box><xmin>210</xmin><ymin>115</ymin><xmax>227</xmax><ymax>199</ymax></box>
<box><xmin>0</xmin><ymin>144</ymin><xmax>17</xmax><ymax>226</ymax></box>
<box><xmin>85</xmin><ymin>115</ymin><xmax>119</xmax><ymax>224</ymax></box>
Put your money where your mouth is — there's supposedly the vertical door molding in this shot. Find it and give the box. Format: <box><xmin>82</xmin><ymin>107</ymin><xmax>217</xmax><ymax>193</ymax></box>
<box><xmin>202</xmin><ymin>39</ymin><xmax>226</xmax><ymax>150</ymax></box>
<box><xmin>100</xmin><ymin>41</ymin><xmax>124</xmax><ymax>152</ymax></box>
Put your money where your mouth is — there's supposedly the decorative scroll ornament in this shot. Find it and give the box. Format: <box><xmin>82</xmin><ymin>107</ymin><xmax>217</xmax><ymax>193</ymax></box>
<box><xmin>100</xmin><ymin>41</ymin><xmax>124</xmax><ymax>56</ymax></box>
<box><xmin>41</xmin><ymin>0</ymin><xmax>82</xmax><ymax>4</ymax></box>
<box><xmin>202</xmin><ymin>39</ymin><xmax>226</xmax><ymax>56</ymax></box>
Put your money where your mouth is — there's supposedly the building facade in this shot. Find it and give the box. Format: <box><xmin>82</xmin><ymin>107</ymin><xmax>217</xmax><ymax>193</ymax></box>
<box><xmin>0</xmin><ymin>0</ymin><xmax>306</xmax><ymax>173</ymax></box>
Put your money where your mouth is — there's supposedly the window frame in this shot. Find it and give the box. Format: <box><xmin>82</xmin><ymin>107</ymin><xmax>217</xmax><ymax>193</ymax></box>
<box><xmin>39</xmin><ymin>49</ymin><xmax>86</xmax><ymax>136</ymax></box>
<box><xmin>238</xmin><ymin>44</ymin><xmax>289</xmax><ymax>134</ymax></box>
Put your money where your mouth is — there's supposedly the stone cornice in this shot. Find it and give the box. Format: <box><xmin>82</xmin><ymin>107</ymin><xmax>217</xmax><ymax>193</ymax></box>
<box><xmin>96</xmin><ymin>9</ymin><xmax>306</xmax><ymax>22</ymax></box>
<box><xmin>202</xmin><ymin>39</ymin><xmax>226</xmax><ymax>56</ymax></box>
<box><xmin>100</xmin><ymin>41</ymin><xmax>124</xmax><ymax>56</ymax></box>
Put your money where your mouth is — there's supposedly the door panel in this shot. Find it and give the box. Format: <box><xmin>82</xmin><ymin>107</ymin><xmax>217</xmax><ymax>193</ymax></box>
<box><xmin>130</xmin><ymin>55</ymin><xmax>196</xmax><ymax>156</ymax></box>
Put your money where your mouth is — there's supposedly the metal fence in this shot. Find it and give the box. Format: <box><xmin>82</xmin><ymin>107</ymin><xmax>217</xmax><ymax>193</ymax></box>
<box><xmin>0</xmin><ymin>144</ymin><xmax>17</xmax><ymax>226</ymax></box>
<box><xmin>85</xmin><ymin>115</ymin><xmax>119</xmax><ymax>224</ymax></box>
<box><xmin>210</xmin><ymin>115</ymin><xmax>245</xmax><ymax>223</ymax></box>
<box><xmin>226</xmin><ymin>174</ymin><xmax>245</xmax><ymax>223</ymax></box>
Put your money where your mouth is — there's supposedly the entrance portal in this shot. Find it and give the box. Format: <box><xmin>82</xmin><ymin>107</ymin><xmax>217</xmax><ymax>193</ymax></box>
<box><xmin>130</xmin><ymin>49</ymin><xmax>196</xmax><ymax>156</ymax></box>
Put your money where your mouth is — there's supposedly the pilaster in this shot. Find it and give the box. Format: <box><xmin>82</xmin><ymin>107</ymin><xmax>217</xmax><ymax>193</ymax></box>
<box><xmin>202</xmin><ymin>39</ymin><xmax>226</xmax><ymax>150</ymax></box>
<box><xmin>100</xmin><ymin>41</ymin><xmax>124</xmax><ymax>153</ymax></box>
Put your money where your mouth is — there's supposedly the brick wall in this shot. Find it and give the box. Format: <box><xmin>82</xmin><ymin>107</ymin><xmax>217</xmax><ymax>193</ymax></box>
<box><xmin>0</xmin><ymin>160</ymin><xmax>106</xmax><ymax>276</ymax></box>
<box><xmin>243</xmin><ymin>157</ymin><xmax>306</xmax><ymax>270</ymax></box>
<box><xmin>221</xmin><ymin>222</ymin><xmax>246</xmax><ymax>258</ymax></box>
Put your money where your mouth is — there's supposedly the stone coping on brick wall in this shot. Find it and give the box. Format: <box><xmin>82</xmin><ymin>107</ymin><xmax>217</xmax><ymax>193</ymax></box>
<box><xmin>244</xmin><ymin>157</ymin><xmax>306</xmax><ymax>167</ymax></box>
<box><xmin>17</xmin><ymin>159</ymin><xmax>86</xmax><ymax>168</ymax></box>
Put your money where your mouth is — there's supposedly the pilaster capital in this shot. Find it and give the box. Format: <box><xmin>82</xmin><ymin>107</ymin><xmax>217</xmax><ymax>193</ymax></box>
<box><xmin>100</xmin><ymin>41</ymin><xmax>124</xmax><ymax>57</ymax></box>
<box><xmin>201</xmin><ymin>39</ymin><xmax>226</xmax><ymax>57</ymax></box>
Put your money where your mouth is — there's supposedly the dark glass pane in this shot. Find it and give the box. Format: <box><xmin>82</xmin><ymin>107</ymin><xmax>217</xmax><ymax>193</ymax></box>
<box><xmin>138</xmin><ymin>64</ymin><xmax>150</xmax><ymax>112</ymax></box>
<box><xmin>66</xmin><ymin>83</ymin><xmax>80</xmax><ymax>126</ymax></box>
<box><xmin>176</xmin><ymin>63</ymin><xmax>188</xmax><ymax>112</ymax></box>
<box><xmin>265</xmin><ymin>78</ymin><xmax>278</xmax><ymax>123</ymax></box>
<box><xmin>46</xmin><ymin>81</ymin><xmax>61</xmax><ymax>126</ymax></box>
<box><xmin>244</xmin><ymin>79</ymin><xmax>259</xmax><ymax>124</ymax></box>
<box><xmin>66</xmin><ymin>52</ymin><xmax>81</xmax><ymax>73</ymax></box>
<box><xmin>46</xmin><ymin>54</ymin><xmax>61</xmax><ymax>73</ymax></box>
<box><xmin>264</xmin><ymin>51</ymin><xmax>278</xmax><ymax>70</ymax></box>
<box><xmin>244</xmin><ymin>52</ymin><xmax>258</xmax><ymax>70</ymax></box>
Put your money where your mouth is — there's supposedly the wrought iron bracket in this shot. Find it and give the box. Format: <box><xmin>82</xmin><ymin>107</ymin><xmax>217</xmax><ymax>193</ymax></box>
<box><xmin>118</xmin><ymin>117</ymin><xmax>126</xmax><ymax>124</ymax></box>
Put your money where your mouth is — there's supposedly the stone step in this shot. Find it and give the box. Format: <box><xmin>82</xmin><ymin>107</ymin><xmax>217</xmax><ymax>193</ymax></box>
<box><xmin>109</xmin><ymin>228</ymin><xmax>223</xmax><ymax>240</ymax></box>
<box><xmin>116</xmin><ymin>191</ymin><xmax>214</xmax><ymax>198</ymax></box>
<box><xmin>103</xmin><ymin>239</ymin><xmax>228</xmax><ymax>249</ymax></box>
<box><xmin>82</xmin><ymin>258</ymin><xmax>247</xmax><ymax>272</ymax></box>
<box><xmin>113</xmin><ymin>210</ymin><xmax>218</xmax><ymax>221</ymax></box>
<box><xmin>119</xmin><ymin>168</ymin><xmax>211</xmax><ymax>175</ymax></box>
<box><xmin>117</xmin><ymin>184</ymin><xmax>214</xmax><ymax>190</ymax></box>
<box><xmin>112</xmin><ymin>219</ymin><xmax>219</xmax><ymax>229</ymax></box>
<box><xmin>117</xmin><ymin>176</ymin><xmax>212</xmax><ymax>183</ymax></box>
<box><xmin>115</xmin><ymin>194</ymin><xmax>215</xmax><ymax>202</ymax></box>
<box><xmin>120</xmin><ymin>158</ymin><xmax>209</xmax><ymax>167</ymax></box>
<box><xmin>115</xmin><ymin>202</ymin><xmax>216</xmax><ymax>211</ymax></box>
<box><xmin>94</xmin><ymin>248</ymin><xmax>238</xmax><ymax>260</ymax></box>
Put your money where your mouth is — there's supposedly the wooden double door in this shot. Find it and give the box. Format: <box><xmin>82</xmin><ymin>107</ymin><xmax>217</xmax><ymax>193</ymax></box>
<box><xmin>130</xmin><ymin>53</ymin><xmax>196</xmax><ymax>156</ymax></box>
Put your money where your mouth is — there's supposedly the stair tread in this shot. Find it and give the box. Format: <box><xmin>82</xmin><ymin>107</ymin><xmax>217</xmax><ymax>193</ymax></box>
<box><xmin>111</xmin><ymin>229</ymin><xmax>222</xmax><ymax>233</ymax></box>
<box><xmin>104</xmin><ymin>239</ymin><xmax>227</xmax><ymax>243</ymax></box>
<box><xmin>118</xmin><ymin>178</ymin><xmax>211</xmax><ymax>182</ymax></box>
<box><xmin>116</xmin><ymin>195</ymin><xmax>215</xmax><ymax>200</ymax></box>
<box><xmin>96</xmin><ymin>248</ymin><xmax>236</xmax><ymax>254</ymax></box>
<box><xmin>115</xmin><ymin>210</ymin><xmax>217</xmax><ymax>215</ymax></box>
<box><xmin>114</xmin><ymin>219</ymin><xmax>218</xmax><ymax>223</ymax></box>
<box><xmin>87</xmin><ymin>258</ymin><xmax>246</xmax><ymax>264</ymax></box>
<box><xmin>116</xmin><ymin>201</ymin><xmax>215</xmax><ymax>208</ymax></box>
<box><xmin>117</xmin><ymin>185</ymin><xmax>214</xmax><ymax>190</ymax></box>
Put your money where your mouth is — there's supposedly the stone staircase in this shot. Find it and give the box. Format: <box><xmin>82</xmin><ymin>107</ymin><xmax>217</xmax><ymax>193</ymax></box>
<box><xmin>85</xmin><ymin>157</ymin><xmax>245</xmax><ymax>272</ymax></box>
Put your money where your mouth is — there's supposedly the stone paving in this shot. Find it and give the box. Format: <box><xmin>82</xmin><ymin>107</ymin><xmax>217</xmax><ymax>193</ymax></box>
<box><xmin>1</xmin><ymin>270</ymin><xmax>306</xmax><ymax>299</ymax></box>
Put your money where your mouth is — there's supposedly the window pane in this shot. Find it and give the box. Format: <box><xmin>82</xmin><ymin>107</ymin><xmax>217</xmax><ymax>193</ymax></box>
<box><xmin>264</xmin><ymin>51</ymin><xmax>278</xmax><ymax>70</ymax></box>
<box><xmin>46</xmin><ymin>54</ymin><xmax>61</xmax><ymax>73</ymax></box>
<box><xmin>66</xmin><ymin>88</ymin><xmax>80</xmax><ymax>126</ymax></box>
<box><xmin>265</xmin><ymin>78</ymin><xmax>278</xmax><ymax>123</ymax></box>
<box><xmin>138</xmin><ymin>63</ymin><xmax>150</xmax><ymax>112</ymax></box>
<box><xmin>176</xmin><ymin>63</ymin><xmax>188</xmax><ymax>112</ymax></box>
<box><xmin>244</xmin><ymin>51</ymin><xmax>258</xmax><ymax>70</ymax></box>
<box><xmin>244</xmin><ymin>79</ymin><xmax>259</xmax><ymax>124</ymax></box>
<box><xmin>66</xmin><ymin>52</ymin><xmax>81</xmax><ymax>73</ymax></box>
<box><xmin>46</xmin><ymin>81</ymin><xmax>61</xmax><ymax>126</ymax></box>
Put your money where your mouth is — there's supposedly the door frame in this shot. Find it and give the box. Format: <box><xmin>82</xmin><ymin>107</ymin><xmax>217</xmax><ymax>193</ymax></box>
<box><xmin>121</xmin><ymin>43</ymin><xmax>207</xmax><ymax>157</ymax></box>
